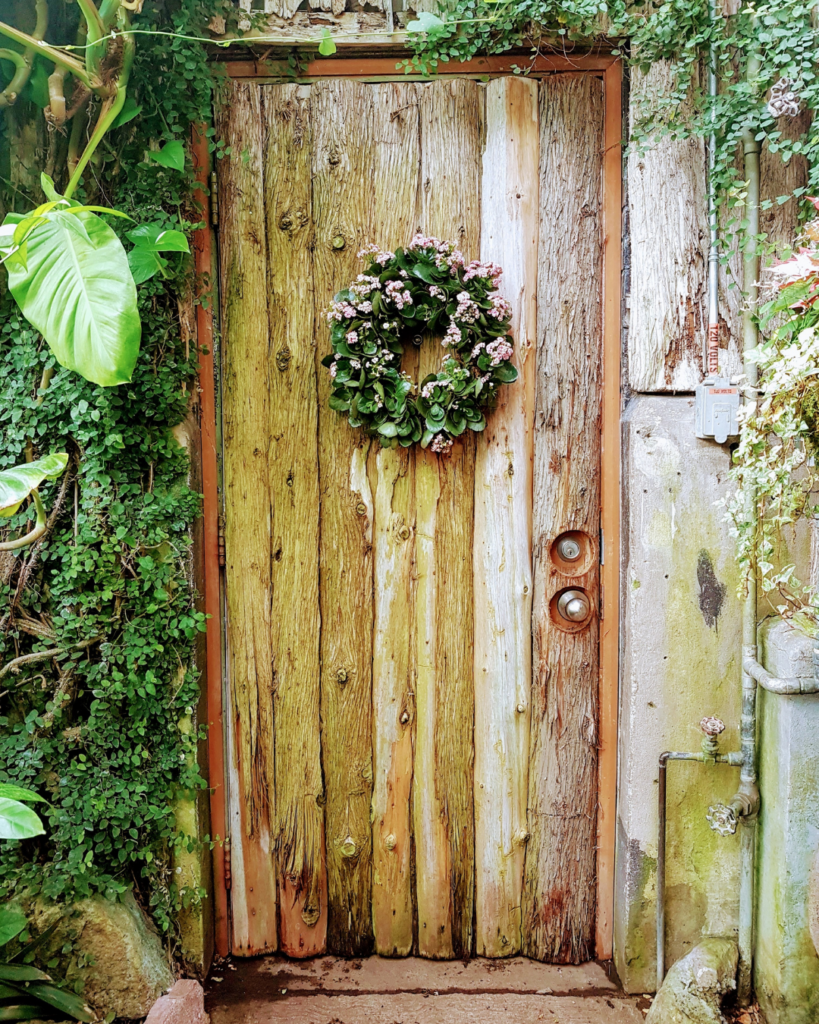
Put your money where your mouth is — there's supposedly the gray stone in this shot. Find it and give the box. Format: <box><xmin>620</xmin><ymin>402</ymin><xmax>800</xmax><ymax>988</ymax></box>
<box><xmin>616</xmin><ymin>396</ymin><xmax>743</xmax><ymax>993</ymax></box>
<box><xmin>645</xmin><ymin>938</ymin><xmax>738</xmax><ymax>1024</ymax></box>
<box><xmin>31</xmin><ymin>891</ymin><xmax>173</xmax><ymax>1019</ymax></box>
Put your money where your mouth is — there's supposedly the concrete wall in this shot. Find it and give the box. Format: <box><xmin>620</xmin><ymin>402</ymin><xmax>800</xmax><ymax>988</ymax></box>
<box><xmin>755</xmin><ymin>620</ymin><xmax>819</xmax><ymax>1024</ymax></box>
<box><xmin>615</xmin><ymin>395</ymin><xmax>743</xmax><ymax>993</ymax></box>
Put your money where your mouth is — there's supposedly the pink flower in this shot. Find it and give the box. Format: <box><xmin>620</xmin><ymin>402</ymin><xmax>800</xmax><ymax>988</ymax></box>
<box><xmin>430</xmin><ymin>434</ymin><xmax>454</xmax><ymax>455</ymax></box>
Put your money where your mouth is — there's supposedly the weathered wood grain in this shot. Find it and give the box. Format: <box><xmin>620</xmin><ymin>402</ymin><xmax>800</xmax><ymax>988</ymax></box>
<box><xmin>627</xmin><ymin>62</ymin><xmax>711</xmax><ymax>392</ymax></box>
<box><xmin>413</xmin><ymin>79</ymin><xmax>482</xmax><ymax>959</ymax></box>
<box><xmin>217</xmin><ymin>82</ymin><xmax>277</xmax><ymax>955</ymax></box>
<box><xmin>261</xmin><ymin>84</ymin><xmax>327</xmax><ymax>958</ymax></box>
<box><xmin>312</xmin><ymin>79</ymin><xmax>376</xmax><ymax>957</ymax></box>
<box><xmin>523</xmin><ymin>75</ymin><xmax>603</xmax><ymax>965</ymax></box>
<box><xmin>474</xmin><ymin>76</ymin><xmax>539</xmax><ymax>958</ymax></box>
<box><xmin>368</xmin><ymin>84</ymin><xmax>421</xmax><ymax>958</ymax></box>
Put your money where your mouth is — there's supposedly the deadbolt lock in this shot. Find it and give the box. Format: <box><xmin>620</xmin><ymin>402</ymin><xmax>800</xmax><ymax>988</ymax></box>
<box><xmin>557</xmin><ymin>589</ymin><xmax>591</xmax><ymax>623</ymax></box>
<box><xmin>556</xmin><ymin>537</ymin><xmax>582</xmax><ymax>562</ymax></box>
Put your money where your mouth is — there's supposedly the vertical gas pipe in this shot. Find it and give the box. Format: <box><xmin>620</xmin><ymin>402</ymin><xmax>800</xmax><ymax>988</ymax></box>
<box><xmin>707</xmin><ymin>0</ymin><xmax>720</xmax><ymax>374</ymax></box>
<box><xmin>738</xmin><ymin>45</ymin><xmax>762</xmax><ymax>1004</ymax></box>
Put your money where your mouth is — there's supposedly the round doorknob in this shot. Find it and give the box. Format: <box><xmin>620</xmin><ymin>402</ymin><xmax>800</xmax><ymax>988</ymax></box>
<box><xmin>556</xmin><ymin>537</ymin><xmax>582</xmax><ymax>562</ymax></box>
<box><xmin>557</xmin><ymin>589</ymin><xmax>590</xmax><ymax>623</ymax></box>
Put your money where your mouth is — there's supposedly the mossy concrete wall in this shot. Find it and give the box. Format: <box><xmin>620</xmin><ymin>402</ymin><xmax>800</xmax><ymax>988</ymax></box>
<box><xmin>755</xmin><ymin>620</ymin><xmax>819</xmax><ymax>1024</ymax></box>
<box><xmin>616</xmin><ymin>396</ymin><xmax>743</xmax><ymax>994</ymax></box>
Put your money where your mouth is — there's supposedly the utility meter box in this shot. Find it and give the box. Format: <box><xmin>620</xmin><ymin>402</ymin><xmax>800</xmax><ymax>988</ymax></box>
<box><xmin>695</xmin><ymin>376</ymin><xmax>740</xmax><ymax>444</ymax></box>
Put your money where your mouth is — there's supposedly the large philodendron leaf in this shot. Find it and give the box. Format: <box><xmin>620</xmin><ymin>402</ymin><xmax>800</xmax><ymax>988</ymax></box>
<box><xmin>0</xmin><ymin>454</ymin><xmax>68</xmax><ymax>517</ymax></box>
<box><xmin>0</xmin><ymin>798</ymin><xmax>45</xmax><ymax>840</ymax></box>
<box><xmin>1</xmin><ymin>208</ymin><xmax>141</xmax><ymax>386</ymax></box>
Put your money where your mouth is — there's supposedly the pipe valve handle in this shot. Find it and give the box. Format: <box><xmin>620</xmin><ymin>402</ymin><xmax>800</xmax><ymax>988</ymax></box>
<box><xmin>706</xmin><ymin>802</ymin><xmax>738</xmax><ymax>837</ymax></box>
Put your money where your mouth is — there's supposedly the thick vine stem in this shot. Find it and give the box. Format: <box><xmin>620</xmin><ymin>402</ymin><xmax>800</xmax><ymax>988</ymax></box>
<box><xmin>0</xmin><ymin>0</ymin><xmax>47</xmax><ymax>109</ymax></box>
<box><xmin>46</xmin><ymin>67</ymin><xmax>67</xmax><ymax>127</ymax></box>
<box><xmin>0</xmin><ymin>490</ymin><xmax>47</xmax><ymax>552</ymax></box>
<box><xmin>64</xmin><ymin>10</ymin><xmax>134</xmax><ymax>199</ymax></box>
<box><xmin>0</xmin><ymin>18</ymin><xmax>102</xmax><ymax>95</ymax></box>
<box><xmin>0</xmin><ymin>637</ymin><xmax>98</xmax><ymax>681</ymax></box>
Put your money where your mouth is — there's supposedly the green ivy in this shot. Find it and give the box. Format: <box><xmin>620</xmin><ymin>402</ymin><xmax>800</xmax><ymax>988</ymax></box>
<box><xmin>0</xmin><ymin>0</ymin><xmax>234</xmax><ymax>933</ymax></box>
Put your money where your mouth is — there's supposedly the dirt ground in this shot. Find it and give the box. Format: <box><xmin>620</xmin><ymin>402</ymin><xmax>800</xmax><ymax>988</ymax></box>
<box><xmin>205</xmin><ymin>956</ymin><xmax>647</xmax><ymax>1024</ymax></box>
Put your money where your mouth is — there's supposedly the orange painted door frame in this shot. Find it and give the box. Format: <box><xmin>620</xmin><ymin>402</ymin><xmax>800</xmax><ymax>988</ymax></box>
<box><xmin>193</xmin><ymin>54</ymin><xmax>622</xmax><ymax>961</ymax></box>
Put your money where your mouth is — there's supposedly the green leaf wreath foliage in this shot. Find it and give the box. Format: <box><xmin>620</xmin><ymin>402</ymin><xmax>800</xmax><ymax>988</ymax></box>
<box><xmin>323</xmin><ymin>237</ymin><xmax>516</xmax><ymax>454</ymax></box>
<box><xmin>0</xmin><ymin>0</ymin><xmax>233</xmax><ymax>936</ymax></box>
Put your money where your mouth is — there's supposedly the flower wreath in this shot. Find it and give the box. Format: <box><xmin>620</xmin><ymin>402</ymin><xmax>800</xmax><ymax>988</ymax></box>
<box><xmin>322</xmin><ymin>234</ymin><xmax>517</xmax><ymax>455</ymax></box>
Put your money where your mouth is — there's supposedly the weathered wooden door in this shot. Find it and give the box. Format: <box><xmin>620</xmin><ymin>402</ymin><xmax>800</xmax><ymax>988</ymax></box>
<box><xmin>217</xmin><ymin>73</ymin><xmax>606</xmax><ymax>963</ymax></box>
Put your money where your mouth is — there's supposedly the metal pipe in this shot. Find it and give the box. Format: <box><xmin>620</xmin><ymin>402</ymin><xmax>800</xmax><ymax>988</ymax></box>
<box><xmin>707</xmin><ymin>0</ymin><xmax>720</xmax><ymax>375</ymax></box>
<box><xmin>736</xmin><ymin>49</ymin><xmax>762</xmax><ymax>997</ymax></box>
<box><xmin>656</xmin><ymin>733</ymin><xmax>743</xmax><ymax>990</ymax></box>
<box><xmin>743</xmin><ymin>652</ymin><xmax>819</xmax><ymax>695</ymax></box>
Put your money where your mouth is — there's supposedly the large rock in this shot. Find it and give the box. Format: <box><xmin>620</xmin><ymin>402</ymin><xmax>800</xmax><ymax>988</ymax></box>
<box><xmin>32</xmin><ymin>891</ymin><xmax>173</xmax><ymax>1019</ymax></box>
<box><xmin>645</xmin><ymin>938</ymin><xmax>738</xmax><ymax>1024</ymax></box>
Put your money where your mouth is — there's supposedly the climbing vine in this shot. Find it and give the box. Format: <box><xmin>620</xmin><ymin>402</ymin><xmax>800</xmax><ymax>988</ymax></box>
<box><xmin>0</xmin><ymin>0</ymin><xmax>236</xmax><ymax>934</ymax></box>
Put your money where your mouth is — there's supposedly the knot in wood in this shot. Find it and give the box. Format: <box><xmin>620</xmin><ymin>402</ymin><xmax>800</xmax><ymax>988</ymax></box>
<box><xmin>332</xmin><ymin>235</ymin><xmax>346</xmax><ymax>250</ymax></box>
<box><xmin>398</xmin><ymin>525</ymin><xmax>411</xmax><ymax>541</ymax></box>
<box><xmin>514</xmin><ymin>828</ymin><xmax>531</xmax><ymax>846</ymax></box>
<box><xmin>384</xmin><ymin>833</ymin><xmax>397</xmax><ymax>851</ymax></box>
<box><xmin>400</xmin><ymin>710</ymin><xmax>410</xmax><ymax>725</ymax></box>
<box><xmin>355</xmin><ymin>501</ymin><xmax>367</xmax><ymax>516</ymax></box>
<box><xmin>336</xmin><ymin>668</ymin><xmax>348</xmax><ymax>685</ymax></box>
<box><xmin>301</xmin><ymin>903</ymin><xmax>320</xmax><ymax>927</ymax></box>
<box><xmin>516</xmin><ymin>703</ymin><xmax>526</xmax><ymax>714</ymax></box>
<box><xmin>276</xmin><ymin>347</ymin><xmax>291</xmax><ymax>372</ymax></box>
<box><xmin>340</xmin><ymin>836</ymin><xmax>357</xmax><ymax>858</ymax></box>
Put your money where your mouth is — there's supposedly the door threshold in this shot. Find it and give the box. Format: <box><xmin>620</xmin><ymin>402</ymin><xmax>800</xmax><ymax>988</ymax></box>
<box><xmin>206</xmin><ymin>955</ymin><xmax>644</xmax><ymax>1023</ymax></box>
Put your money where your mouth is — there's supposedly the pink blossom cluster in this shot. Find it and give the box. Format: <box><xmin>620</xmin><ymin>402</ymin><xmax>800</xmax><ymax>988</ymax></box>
<box><xmin>485</xmin><ymin>337</ymin><xmax>514</xmax><ymax>366</ymax></box>
<box><xmin>454</xmin><ymin>291</ymin><xmax>480</xmax><ymax>324</ymax></box>
<box><xmin>326</xmin><ymin>300</ymin><xmax>357</xmax><ymax>322</ymax></box>
<box><xmin>421</xmin><ymin>378</ymin><xmax>452</xmax><ymax>399</ymax></box>
<box><xmin>408</xmin><ymin>234</ymin><xmax>465</xmax><ymax>273</ymax></box>
<box><xmin>428</xmin><ymin>285</ymin><xmax>444</xmax><ymax>299</ymax></box>
<box><xmin>430</xmin><ymin>434</ymin><xmax>454</xmax><ymax>455</ymax></box>
<box><xmin>442</xmin><ymin>323</ymin><xmax>462</xmax><ymax>348</ymax></box>
<box><xmin>346</xmin><ymin>330</ymin><xmax>359</xmax><ymax>345</ymax></box>
<box><xmin>487</xmin><ymin>294</ymin><xmax>512</xmax><ymax>321</ymax></box>
<box><xmin>385</xmin><ymin>279</ymin><xmax>413</xmax><ymax>309</ymax></box>
<box><xmin>464</xmin><ymin>260</ymin><xmax>503</xmax><ymax>286</ymax></box>
<box><xmin>358</xmin><ymin>243</ymin><xmax>395</xmax><ymax>266</ymax></box>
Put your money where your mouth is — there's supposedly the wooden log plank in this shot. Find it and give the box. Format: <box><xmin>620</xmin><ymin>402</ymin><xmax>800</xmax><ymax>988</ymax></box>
<box><xmin>523</xmin><ymin>75</ymin><xmax>604</xmax><ymax>964</ymax></box>
<box><xmin>413</xmin><ymin>79</ymin><xmax>483</xmax><ymax>959</ymax></box>
<box><xmin>368</xmin><ymin>83</ymin><xmax>421</xmax><ymax>958</ymax></box>
<box><xmin>627</xmin><ymin>62</ymin><xmax>711</xmax><ymax>392</ymax></box>
<box><xmin>216</xmin><ymin>81</ymin><xmax>277</xmax><ymax>955</ymax></box>
<box><xmin>261</xmin><ymin>84</ymin><xmax>327</xmax><ymax>958</ymax></box>
<box><xmin>474</xmin><ymin>75</ymin><xmax>539</xmax><ymax>958</ymax></box>
<box><xmin>311</xmin><ymin>79</ymin><xmax>376</xmax><ymax>957</ymax></box>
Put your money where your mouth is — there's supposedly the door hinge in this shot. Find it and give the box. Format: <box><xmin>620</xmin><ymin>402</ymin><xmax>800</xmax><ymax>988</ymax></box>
<box><xmin>210</xmin><ymin>171</ymin><xmax>219</xmax><ymax>226</ymax></box>
<box><xmin>223</xmin><ymin>835</ymin><xmax>232</xmax><ymax>890</ymax></box>
<box><xmin>218</xmin><ymin>514</ymin><xmax>226</xmax><ymax>567</ymax></box>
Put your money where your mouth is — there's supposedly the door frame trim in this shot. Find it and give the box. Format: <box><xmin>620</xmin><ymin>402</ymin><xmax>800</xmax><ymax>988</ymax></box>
<box><xmin>192</xmin><ymin>54</ymin><xmax>623</xmax><ymax>961</ymax></box>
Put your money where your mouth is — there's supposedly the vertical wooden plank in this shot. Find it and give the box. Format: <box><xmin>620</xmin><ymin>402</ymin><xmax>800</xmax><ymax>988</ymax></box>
<box><xmin>414</xmin><ymin>79</ymin><xmax>482</xmax><ymax>959</ymax></box>
<box><xmin>369</xmin><ymin>83</ymin><xmax>421</xmax><ymax>958</ymax></box>
<box><xmin>262</xmin><ymin>84</ymin><xmax>327</xmax><ymax>958</ymax></box>
<box><xmin>217</xmin><ymin>81</ymin><xmax>277</xmax><ymax>955</ymax></box>
<box><xmin>474</xmin><ymin>76</ymin><xmax>539</xmax><ymax>958</ymax></box>
<box><xmin>597</xmin><ymin>60</ymin><xmax>623</xmax><ymax>962</ymax></box>
<box><xmin>627</xmin><ymin>62</ymin><xmax>712</xmax><ymax>392</ymax></box>
<box><xmin>312</xmin><ymin>79</ymin><xmax>376</xmax><ymax>956</ymax></box>
<box><xmin>523</xmin><ymin>75</ymin><xmax>604</xmax><ymax>964</ymax></box>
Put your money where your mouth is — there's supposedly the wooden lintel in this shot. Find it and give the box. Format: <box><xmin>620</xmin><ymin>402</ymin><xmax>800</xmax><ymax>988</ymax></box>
<box><xmin>224</xmin><ymin>53</ymin><xmax>618</xmax><ymax>80</ymax></box>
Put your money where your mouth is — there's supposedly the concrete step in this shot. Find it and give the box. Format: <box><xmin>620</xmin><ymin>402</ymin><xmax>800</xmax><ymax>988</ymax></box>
<box><xmin>206</xmin><ymin>956</ymin><xmax>645</xmax><ymax>1024</ymax></box>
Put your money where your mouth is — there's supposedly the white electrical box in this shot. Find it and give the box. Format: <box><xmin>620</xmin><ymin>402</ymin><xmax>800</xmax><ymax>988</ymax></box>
<box><xmin>695</xmin><ymin>376</ymin><xmax>740</xmax><ymax>444</ymax></box>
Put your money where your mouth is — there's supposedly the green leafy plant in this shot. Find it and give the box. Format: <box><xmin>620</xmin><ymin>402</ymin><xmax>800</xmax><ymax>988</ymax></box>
<box><xmin>126</xmin><ymin>224</ymin><xmax>190</xmax><ymax>286</ymax></box>
<box><xmin>0</xmin><ymin>787</ymin><xmax>46</xmax><ymax>842</ymax></box>
<box><xmin>0</xmin><ymin>908</ymin><xmax>92</xmax><ymax>1022</ymax></box>
<box><xmin>0</xmin><ymin>454</ymin><xmax>68</xmax><ymax>552</ymax></box>
<box><xmin>726</xmin><ymin>203</ymin><xmax>819</xmax><ymax>631</ymax></box>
